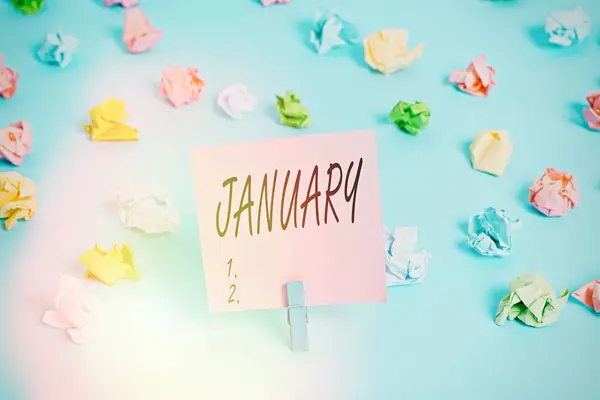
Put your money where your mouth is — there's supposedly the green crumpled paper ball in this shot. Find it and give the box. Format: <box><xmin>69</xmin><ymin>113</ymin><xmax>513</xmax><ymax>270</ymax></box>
<box><xmin>276</xmin><ymin>91</ymin><xmax>312</xmax><ymax>128</ymax></box>
<box><xmin>389</xmin><ymin>100</ymin><xmax>430</xmax><ymax>135</ymax></box>
<box><xmin>12</xmin><ymin>0</ymin><xmax>44</xmax><ymax>14</ymax></box>
<box><xmin>495</xmin><ymin>273</ymin><xmax>570</xmax><ymax>328</ymax></box>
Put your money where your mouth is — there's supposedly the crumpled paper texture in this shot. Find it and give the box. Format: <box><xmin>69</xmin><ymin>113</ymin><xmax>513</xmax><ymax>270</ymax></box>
<box><xmin>42</xmin><ymin>274</ymin><xmax>100</xmax><ymax>345</ymax></box>
<box><xmin>467</xmin><ymin>207</ymin><xmax>520</xmax><ymax>257</ymax></box>
<box><xmin>583</xmin><ymin>91</ymin><xmax>600</xmax><ymax>131</ymax></box>
<box><xmin>572</xmin><ymin>279</ymin><xmax>600</xmax><ymax>313</ymax></box>
<box><xmin>83</xmin><ymin>98</ymin><xmax>138</xmax><ymax>141</ymax></box>
<box><xmin>123</xmin><ymin>8</ymin><xmax>162</xmax><ymax>53</ymax></box>
<box><xmin>218</xmin><ymin>84</ymin><xmax>256</xmax><ymax>120</ymax></box>
<box><xmin>384</xmin><ymin>226</ymin><xmax>431</xmax><ymax>286</ymax></box>
<box><xmin>37</xmin><ymin>29</ymin><xmax>79</xmax><ymax>68</ymax></box>
<box><xmin>449</xmin><ymin>54</ymin><xmax>495</xmax><ymax>97</ymax></box>
<box><xmin>389</xmin><ymin>100</ymin><xmax>430</xmax><ymax>135</ymax></box>
<box><xmin>545</xmin><ymin>6</ymin><xmax>590</xmax><ymax>47</ymax></box>
<box><xmin>0</xmin><ymin>53</ymin><xmax>18</xmax><ymax>100</ymax></box>
<box><xmin>114</xmin><ymin>183</ymin><xmax>180</xmax><ymax>234</ymax></box>
<box><xmin>529</xmin><ymin>168</ymin><xmax>579</xmax><ymax>217</ymax></box>
<box><xmin>363</xmin><ymin>29</ymin><xmax>423</xmax><ymax>74</ymax></box>
<box><xmin>80</xmin><ymin>243</ymin><xmax>141</xmax><ymax>286</ymax></box>
<box><xmin>276</xmin><ymin>91</ymin><xmax>311</xmax><ymax>128</ymax></box>
<box><xmin>0</xmin><ymin>171</ymin><xmax>37</xmax><ymax>230</ymax></box>
<box><xmin>495</xmin><ymin>273</ymin><xmax>569</xmax><ymax>328</ymax></box>
<box><xmin>0</xmin><ymin>120</ymin><xmax>32</xmax><ymax>166</ymax></box>
<box><xmin>310</xmin><ymin>9</ymin><xmax>359</xmax><ymax>55</ymax></box>
<box><xmin>12</xmin><ymin>0</ymin><xmax>43</xmax><ymax>14</ymax></box>
<box><xmin>160</xmin><ymin>67</ymin><xmax>205</xmax><ymax>108</ymax></box>
<box><xmin>103</xmin><ymin>0</ymin><xmax>139</xmax><ymax>7</ymax></box>
<box><xmin>469</xmin><ymin>130</ymin><xmax>512</xmax><ymax>176</ymax></box>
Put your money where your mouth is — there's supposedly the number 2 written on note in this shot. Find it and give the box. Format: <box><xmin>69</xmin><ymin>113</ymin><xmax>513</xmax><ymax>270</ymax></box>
<box><xmin>227</xmin><ymin>259</ymin><xmax>239</xmax><ymax>304</ymax></box>
<box><xmin>228</xmin><ymin>284</ymin><xmax>239</xmax><ymax>304</ymax></box>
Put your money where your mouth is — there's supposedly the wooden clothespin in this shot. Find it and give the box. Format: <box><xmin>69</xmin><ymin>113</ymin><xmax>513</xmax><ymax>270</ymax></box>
<box><xmin>286</xmin><ymin>281</ymin><xmax>308</xmax><ymax>352</ymax></box>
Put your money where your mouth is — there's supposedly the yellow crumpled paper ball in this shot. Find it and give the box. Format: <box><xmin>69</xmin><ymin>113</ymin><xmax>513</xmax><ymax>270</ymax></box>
<box><xmin>470</xmin><ymin>130</ymin><xmax>513</xmax><ymax>176</ymax></box>
<box><xmin>79</xmin><ymin>243</ymin><xmax>141</xmax><ymax>286</ymax></box>
<box><xmin>0</xmin><ymin>171</ymin><xmax>37</xmax><ymax>230</ymax></box>
<box><xmin>363</xmin><ymin>29</ymin><xmax>424</xmax><ymax>74</ymax></box>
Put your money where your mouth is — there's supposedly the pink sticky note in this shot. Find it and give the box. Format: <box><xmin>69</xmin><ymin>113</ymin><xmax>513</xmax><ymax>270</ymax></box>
<box><xmin>191</xmin><ymin>130</ymin><xmax>386</xmax><ymax>312</ymax></box>
<box><xmin>122</xmin><ymin>8</ymin><xmax>162</xmax><ymax>54</ymax></box>
<box><xmin>572</xmin><ymin>279</ymin><xmax>600</xmax><ymax>313</ymax></box>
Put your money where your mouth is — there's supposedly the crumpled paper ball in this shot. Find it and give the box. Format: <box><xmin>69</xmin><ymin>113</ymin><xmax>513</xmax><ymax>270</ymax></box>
<box><xmin>495</xmin><ymin>272</ymin><xmax>569</xmax><ymax>328</ymax></box>
<box><xmin>42</xmin><ymin>274</ymin><xmax>101</xmax><ymax>345</ymax></box>
<box><xmin>384</xmin><ymin>226</ymin><xmax>431</xmax><ymax>286</ymax></box>
<box><xmin>83</xmin><ymin>98</ymin><xmax>138</xmax><ymax>142</ymax></box>
<box><xmin>12</xmin><ymin>0</ymin><xmax>44</xmax><ymax>15</ymax></box>
<box><xmin>545</xmin><ymin>6</ymin><xmax>590</xmax><ymax>47</ymax></box>
<box><xmin>0</xmin><ymin>171</ymin><xmax>37</xmax><ymax>230</ymax></box>
<box><xmin>275</xmin><ymin>91</ymin><xmax>311</xmax><ymax>128</ymax></box>
<box><xmin>80</xmin><ymin>243</ymin><xmax>141</xmax><ymax>286</ymax></box>
<box><xmin>449</xmin><ymin>54</ymin><xmax>495</xmax><ymax>97</ymax></box>
<box><xmin>113</xmin><ymin>183</ymin><xmax>180</xmax><ymax>234</ymax></box>
<box><xmin>529</xmin><ymin>168</ymin><xmax>579</xmax><ymax>217</ymax></box>
<box><xmin>469</xmin><ymin>130</ymin><xmax>513</xmax><ymax>176</ymax></box>
<box><xmin>467</xmin><ymin>207</ymin><xmax>520</xmax><ymax>257</ymax></box>
<box><xmin>160</xmin><ymin>67</ymin><xmax>205</xmax><ymax>108</ymax></box>
<box><xmin>363</xmin><ymin>29</ymin><xmax>423</xmax><ymax>74</ymax></box>
<box><xmin>389</xmin><ymin>100</ymin><xmax>430</xmax><ymax>135</ymax></box>
<box><xmin>310</xmin><ymin>9</ymin><xmax>359</xmax><ymax>55</ymax></box>
<box><xmin>572</xmin><ymin>279</ymin><xmax>600</xmax><ymax>313</ymax></box>
<box><xmin>0</xmin><ymin>120</ymin><xmax>33</xmax><ymax>166</ymax></box>
<box><xmin>583</xmin><ymin>91</ymin><xmax>600</xmax><ymax>131</ymax></box>
<box><xmin>217</xmin><ymin>84</ymin><xmax>256</xmax><ymax>120</ymax></box>
<box><xmin>0</xmin><ymin>53</ymin><xmax>18</xmax><ymax>100</ymax></box>
<box><xmin>122</xmin><ymin>7</ymin><xmax>162</xmax><ymax>54</ymax></box>
<box><xmin>37</xmin><ymin>29</ymin><xmax>79</xmax><ymax>68</ymax></box>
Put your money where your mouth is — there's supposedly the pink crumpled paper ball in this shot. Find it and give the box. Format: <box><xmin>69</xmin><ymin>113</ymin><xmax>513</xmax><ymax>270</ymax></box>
<box><xmin>0</xmin><ymin>120</ymin><xmax>32</xmax><ymax>166</ymax></box>
<box><xmin>449</xmin><ymin>54</ymin><xmax>495</xmax><ymax>97</ymax></box>
<box><xmin>160</xmin><ymin>67</ymin><xmax>205</xmax><ymax>108</ymax></box>
<box><xmin>583</xmin><ymin>91</ymin><xmax>600</xmax><ymax>130</ymax></box>
<box><xmin>122</xmin><ymin>8</ymin><xmax>162</xmax><ymax>54</ymax></box>
<box><xmin>528</xmin><ymin>168</ymin><xmax>579</xmax><ymax>217</ymax></box>
<box><xmin>0</xmin><ymin>53</ymin><xmax>18</xmax><ymax>100</ymax></box>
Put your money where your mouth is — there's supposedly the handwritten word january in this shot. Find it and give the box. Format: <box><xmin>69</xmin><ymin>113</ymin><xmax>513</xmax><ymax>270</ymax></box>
<box><xmin>215</xmin><ymin>159</ymin><xmax>364</xmax><ymax>238</ymax></box>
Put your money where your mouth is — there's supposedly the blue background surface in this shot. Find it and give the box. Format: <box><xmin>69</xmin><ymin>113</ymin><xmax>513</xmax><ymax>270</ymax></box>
<box><xmin>1</xmin><ymin>0</ymin><xmax>599</xmax><ymax>399</ymax></box>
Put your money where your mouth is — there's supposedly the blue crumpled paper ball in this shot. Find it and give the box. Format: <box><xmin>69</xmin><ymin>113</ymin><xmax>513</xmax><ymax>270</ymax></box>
<box><xmin>544</xmin><ymin>6</ymin><xmax>591</xmax><ymax>47</ymax></box>
<box><xmin>384</xmin><ymin>226</ymin><xmax>431</xmax><ymax>285</ymax></box>
<box><xmin>37</xmin><ymin>29</ymin><xmax>79</xmax><ymax>67</ymax></box>
<box><xmin>310</xmin><ymin>9</ymin><xmax>359</xmax><ymax>55</ymax></box>
<box><xmin>466</xmin><ymin>207</ymin><xmax>521</xmax><ymax>257</ymax></box>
